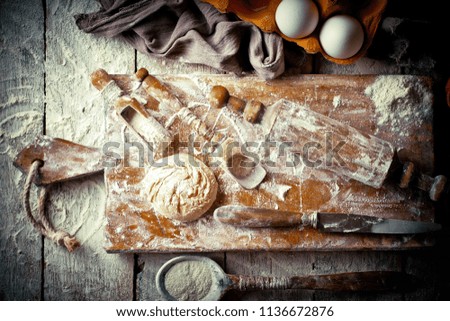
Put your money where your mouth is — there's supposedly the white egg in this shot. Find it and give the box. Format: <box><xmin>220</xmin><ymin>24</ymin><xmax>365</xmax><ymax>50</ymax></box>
<box><xmin>319</xmin><ymin>15</ymin><xmax>365</xmax><ymax>59</ymax></box>
<box><xmin>275</xmin><ymin>0</ymin><xmax>319</xmax><ymax>39</ymax></box>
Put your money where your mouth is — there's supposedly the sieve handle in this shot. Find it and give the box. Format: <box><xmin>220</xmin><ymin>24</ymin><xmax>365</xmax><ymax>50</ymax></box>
<box><xmin>228</xmin><ymin>271</ymin><xmax>418</xmax><ymax>292</ymax></box>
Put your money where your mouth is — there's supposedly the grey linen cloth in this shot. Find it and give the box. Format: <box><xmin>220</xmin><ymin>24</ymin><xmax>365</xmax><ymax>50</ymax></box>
<box><xmin>75</xmin><ymin>0</ymin><xmax>286</xmax><ymax>79</ymax></box>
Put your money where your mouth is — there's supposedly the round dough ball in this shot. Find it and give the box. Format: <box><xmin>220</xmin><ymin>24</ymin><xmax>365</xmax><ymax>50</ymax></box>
<box><xmin>146</xmin><ymin>153</ymin><xmax>218</xmax><ymax>222</ymax></box>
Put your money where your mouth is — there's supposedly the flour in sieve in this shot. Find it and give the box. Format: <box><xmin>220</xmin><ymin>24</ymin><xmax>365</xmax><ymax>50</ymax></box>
<box><xmin>164</xmin><ymin>260</ymin><xmax>213</xmax><ymax>301</ymax></box>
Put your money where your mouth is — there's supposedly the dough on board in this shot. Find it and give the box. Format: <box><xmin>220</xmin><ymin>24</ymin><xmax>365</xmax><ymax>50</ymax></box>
<box><xmin>146</xmin><ymin>153</ymin><xmax>218</xmax><ymax>222</ymax></box>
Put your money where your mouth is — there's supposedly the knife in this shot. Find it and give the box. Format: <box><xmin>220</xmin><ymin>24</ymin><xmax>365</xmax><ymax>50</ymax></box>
<box><xmin>213</xmin><ymin>205</ymin><xmax>441</xmax><ymax>234</ymax></box>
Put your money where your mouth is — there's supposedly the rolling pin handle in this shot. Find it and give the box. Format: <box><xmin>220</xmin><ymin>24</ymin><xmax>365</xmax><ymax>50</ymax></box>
<box><xmin>209</xmin><ymin>85</ymin><xmax>246</xmax><ymax>112</ymax></box>
<box><xmin>398</xmin><ymin>161</ymin><xmax>448</xmax><ymax>201</ymax></box>
<box><xmin>208</xmin><ymin>85</ymin><xmax>264</xmax><ymax>123</ymax></box>
<box><xmin>399</xmin><ymin>162</ymin><xmax>415</xmax><ymax>189</ymax></box>
<box><xmin>90</xmin><ymin>68</ymin><xmax>113</xmax><ymax>91</ymax></box>
<box><xmin>134</xmin><ymin>68</ymin><xmax>149</xmax><ymax>82</ymax></box>
<box><xmin>243</xmin><ymin>100</ymin><xmax>264</xmax><ymax>123</ymax></box>
<box><xmin>228</xmin><ymin>96</ymin><xmax>246</xmax><ymax>112</ymax></box>
<box><xmin>209</xmin><ymin>85</ymin><xmax>230</xmax><ymax>109</ymax></box>
<box><xmin>429</xmin><ymin>175</ymin><xmax>447</xmax><ymax>202</ymax></box>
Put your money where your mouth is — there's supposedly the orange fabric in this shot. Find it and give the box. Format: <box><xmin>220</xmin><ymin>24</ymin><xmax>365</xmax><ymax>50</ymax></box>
<box><xmin>203</xmin><ymin>0</ymin><xmax>388</xmax><ymax>64</ymax></box>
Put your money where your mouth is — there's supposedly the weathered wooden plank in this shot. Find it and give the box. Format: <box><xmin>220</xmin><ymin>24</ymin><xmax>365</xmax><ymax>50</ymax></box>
<box><xmin>43</xmin><ymin>0</ymin><xmax>134</xmax><ymax>300</ymax></box>
<box><xmin>403</xmin><ymin>250</ymin><xmax>438</xmax><ymax>299</ymax></box>
<box><xmin>311</xmin><ymin>251</ymin><xmax>403</xmax><ymax>300</ymax></box>
<box><xmin>222</xmin><ymin>252</ymin><xmax>314</xmax><ymax>300</ymax></box>
<box><xmin>0</xmin><ymin>0</ymin><xmax>44</xmax><ymax>300</ymax></box>
<box><xmin>223</xmin><ymin>251</ymin><xmax>403</xmax><ymax>300</ymax></box>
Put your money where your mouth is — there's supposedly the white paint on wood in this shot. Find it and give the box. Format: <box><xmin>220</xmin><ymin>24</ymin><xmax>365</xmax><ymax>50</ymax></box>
<box><xmin>0</xmin><ymin>0</ymin><xmax>44</xmax><ymax>300</ymax></box>
<box><xmin>43</xmin><ymin>0</ymin><xmax>134</xmax><ymax>300</ymax></box>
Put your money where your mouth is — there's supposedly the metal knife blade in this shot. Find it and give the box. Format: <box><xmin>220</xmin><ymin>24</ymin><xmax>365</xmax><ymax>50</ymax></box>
<box><xmin>213</xmin><ymin>205</ymin><xmax>441</xmax><ymax>234</ymax></box>
<box><xmin>315</xmin><ymin>212</ymin><xmax>441</xmax><ymax>234</ymax></box>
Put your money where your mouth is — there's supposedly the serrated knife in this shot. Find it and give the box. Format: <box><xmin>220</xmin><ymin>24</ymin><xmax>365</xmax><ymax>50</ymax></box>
<box><xmin>213</xmin><ymin>205</ymin><xmax>441</xmax><ymax>234</ymax></box>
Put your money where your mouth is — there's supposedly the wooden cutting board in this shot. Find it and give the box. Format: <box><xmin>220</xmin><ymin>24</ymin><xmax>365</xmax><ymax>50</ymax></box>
<box><xmin>102</xmin><ymin>74</ymin><xmax>436</xmax><ymax>252</ymax></box>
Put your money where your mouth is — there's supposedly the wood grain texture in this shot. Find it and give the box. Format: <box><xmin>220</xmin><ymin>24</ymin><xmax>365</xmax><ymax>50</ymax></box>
<box><xmin>0</xmin><ymin>0</ymin><xmax>44</xmax><ymax>300</ymax></box>
<box><xmin>223</xmin><ymin>252</ymin><xmax>314</xmax><ymax>300</ymax></box>
<box><xmin>223</xmin><ymin>251</ymin><xmax>404</xmax><ymax>300</ymax></box>
<box><xmin>42</xmin><ymin>0</ymin><xmax>134</xmax><ymax>300</ymax></box>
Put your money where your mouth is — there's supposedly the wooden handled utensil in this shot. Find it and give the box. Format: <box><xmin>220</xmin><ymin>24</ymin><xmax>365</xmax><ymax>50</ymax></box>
<box><xmin>156</xmin><ymin>256</ymin><xmax>419</xmax><ymax>301</ymax></box>
<box><xmin>214</xmin><ymin>205</ymin><xmax>442</xmax><ymax>234</ymax></box>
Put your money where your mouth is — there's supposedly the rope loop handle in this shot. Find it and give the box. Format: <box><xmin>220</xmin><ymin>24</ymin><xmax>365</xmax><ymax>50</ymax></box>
<box><xmin>22</xmin><ymin>160</ymin><xmax>80</xmax><ymax>252</ymax></box>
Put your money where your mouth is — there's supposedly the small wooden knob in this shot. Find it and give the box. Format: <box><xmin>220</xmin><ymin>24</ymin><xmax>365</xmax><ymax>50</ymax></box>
<box><xmin>142</xmin><ymin>74</ymin><xmax>166</xmax><ymax>93</ymax></box>
<box><xmin>228</xmin><ymin>96</ymin><xmax>246</xmax><ymax>112</ymax></box>
<box><xmin>209</xmin><ymin>85</ymin><xmax>245</xmax><ymax>112</ymax></box>
<box><xmin>243</xmin><ymin>100</ymin><xmax>264</xmax><ymax>123</ymax></box>
<box><xmin>208</xmin><ymin>85</ymin><xmax>263</xmax><ymax>121</ymax></box>
<box><xmin>209</xmin><ymin>85</ymin><xmax>230</xmax><ymax>109</ymax></box>
<box><xmin>399</xmin><ymin>162</ymin><xmax>415</xmax><ymax>189</ymax></box>
<box><xmin>135</xmin><ymin>68</ymin><xmax>149</xmax><ymax>82</ymax></box>
<box><xmin>90</xmin><ymin>69</ymin><xmax>112</xmax><ymax>90</ymax></box>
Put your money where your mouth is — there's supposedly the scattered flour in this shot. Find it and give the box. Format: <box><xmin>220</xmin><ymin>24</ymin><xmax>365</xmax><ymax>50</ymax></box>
<box><xmin>0</xmin><ymin>111</ymin><xmax>42</xmax><ymax>158</ymax></box>
<box><xmin>364</xmin><ymin>75</ymin><xmax>433</xmax><ymax>137</ymax></box>
<box><xmin>381</xmin><ymin>17</ymin><xmax>404</xmax><ymax>34</ymax></box>
<box><xmin>332</xmin><ymin>95</ymin><xmax>341</xmax><ymax>108</ymax></box>
<box><xmin>164</xmin><ymin>260</ymin><xmax>213</xmax><ymax>301</ymax></box>
<box><xmin>259</xmin><ymin>181</ymin><xmax>291</xmax><ymax>201</ymax></box>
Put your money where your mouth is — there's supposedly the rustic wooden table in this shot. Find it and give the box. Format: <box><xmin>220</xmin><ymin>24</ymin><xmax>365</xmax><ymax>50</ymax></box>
<box><xmin>1</xmin><ymin>1</ymin><xmax>449</xmax><ymax>300</ymax></box>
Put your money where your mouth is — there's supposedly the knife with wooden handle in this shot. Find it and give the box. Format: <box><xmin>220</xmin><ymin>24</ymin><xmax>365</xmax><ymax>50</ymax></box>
<box><xmin>213</xmin><ymin>205</ymin><xmax>442</xmax><ymax>234</ymax></box>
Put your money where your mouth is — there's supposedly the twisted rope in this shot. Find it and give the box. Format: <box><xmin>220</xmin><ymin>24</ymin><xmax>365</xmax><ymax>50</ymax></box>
<box><xmin>22</xmin><ymin>160</ymin><xmax>80</xmax><ymax>252</ymax></box>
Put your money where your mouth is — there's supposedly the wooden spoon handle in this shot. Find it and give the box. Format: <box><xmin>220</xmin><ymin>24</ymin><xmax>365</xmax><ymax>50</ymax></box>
<box><xmin>229</xmin><ymin>271</ymin><xmax>417</xmax><ymax>292</ymax></box>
